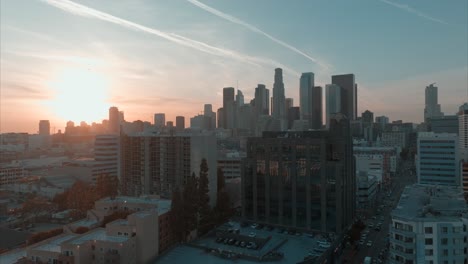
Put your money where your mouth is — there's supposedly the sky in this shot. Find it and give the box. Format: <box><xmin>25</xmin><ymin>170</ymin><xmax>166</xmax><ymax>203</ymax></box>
<box><xmin>1</xmin><ymin>0</ymin><xmax>467</xmax><ymax>133</ymax></box>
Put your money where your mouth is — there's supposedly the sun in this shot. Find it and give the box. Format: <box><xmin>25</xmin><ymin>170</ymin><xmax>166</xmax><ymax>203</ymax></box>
<box><xmin>46</xmin><ymin>67</ymin><xmax>110</xmax><ymax>124</ymax></box>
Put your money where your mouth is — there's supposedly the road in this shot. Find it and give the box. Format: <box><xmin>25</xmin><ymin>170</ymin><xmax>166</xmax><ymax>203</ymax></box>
<box><xmin>345</xmin><ymin>159</ymin><xmax>416</xmax><ymax>263</ymax></box>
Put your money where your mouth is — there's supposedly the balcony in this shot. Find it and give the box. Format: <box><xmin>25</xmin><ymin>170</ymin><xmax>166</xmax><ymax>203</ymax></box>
<box><xmin>389</xmin><ymin>237</ymin><xmax>415</xmax><ymax>248</ymax></box>
<box><xmin>389</xmin><ymin>226</ymin><xmax>416</xmax><ymax>238</ymax></box>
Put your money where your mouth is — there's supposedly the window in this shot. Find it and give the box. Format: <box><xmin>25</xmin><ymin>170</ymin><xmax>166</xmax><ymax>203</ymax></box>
<box><xmin>442</xmin><ymin>249</ymin><xmax>448</xmax><ymax>256</ymax></box>
<box><xmin>425</xmin><ymin>249</ymin><xmax>433</xmax><ymax>256</ymax></box>
<box><xmin>441</xmin><ymin>238</ymin><xmax>448</xmax><ymax>245</ymax></box>
<box><xmin>425</xmin><ymin>227</ymin><xmax>433</xmax><ymax>234</ymax></box>
<box><xmin>425</xmin><ymin>238</ymin><xmax>433</xmax><ymax>245</ymax></box>
<box><xmin>442</xmin><ymin>227</ymin><xmax>448</xmax><ymax>233</ymax></box>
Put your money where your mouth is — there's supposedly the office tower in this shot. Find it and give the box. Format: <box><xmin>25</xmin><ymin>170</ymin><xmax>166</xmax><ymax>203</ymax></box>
<box><xmin>109</xmin><ymin>106</ymin><xmax>120</xmax><ymax>134</ymax></box>
<box><xmin>237</xmin><ymin>104</ymin><xmax>254</xmax><ymax>131</ymax></box>
<box><xmin>166</xmin><ymin>121</ymin><xmax>174</xmax><ymax>128</ymax></box>
<box><xmin>361</xmin><ymin>110</ymin><xmax>374</xmax><ymax>124</ymax></box>
<box><xmin>458</xmin><ymin>103</ymin><xmax>468</xmax><ymax>195</ymax></box>
<box><xmin>175</xmin><ymin>116</ymin><xmax>185</xmax><ymax>131</ymax></box>
<box><xmin>311</xmin><ymin>86</ymin><xmax>323</xmax><ymax>129</ymax></box>
<box><xmin>93</xmin><ymin>134</ymin><xmax>119</xmax><ymax>182</ymax></box>
<box><xmin>38</xmin><ymin>120</ymin><xmax>50</xmax><ymax>135</ymax></box>
<box><xmin>326</xmin><ymin>84</ymin><xmax>342</xmax><ymax>128</ymax></box>
<box><xmin>242</xmin><ymin>113</ymin><xmax>355</xmax><ymax>233</ymax></box>
<box><xmin>424</xmin><ymin>83</ymin><xmax>444</xmax><ymax>122</ymax></box>
<box><xmin>375</xmin><ymin>116</ymin><xmax>389</xmax><ymax>128</ymax></box>
<box><xmin>287</xmin><ymin>106</ymin><xmax>300</xmax><ymax>129</ymax></box>
<box><xmin>254</xmin><ymin>84</ymin><xmax>269</xmax><ymax>116</ymax></box>
<box><xmin>272</xmin><ymin>68</ymin><xmax>286</xmax><ymax>129</ymax></box>
<box><xmin>299</xmin><ymin>72</ymin><xmax>314</xmax><ymax>122</ymax></box>
<box><xmin>429</xmin><ymin>115</ymin><xmax>458</xmax><ymax>134</ymax></box>
<box><xmin>389</xmin><ymin>184</ymin><xmax>468</xmax><ymax>264</ymax></box>
<box><xmin>118</xmin><ymin>111</ymin><xmax>125</xmax><ymax>124</ymax></box>
<box><xmin>331</xmin><ymin>74</ymin><xmax>356</xmax><ymax>120</ymax></box>
<box><xmin>416</xmin><ymin>132</ymin><xmax>460</xmax><ymax>186</ymax></box>
<box><xmin>120</xmin><ymin>133</ymin><xmax>217</xmax><ymax>205</ymax></box>
<box><xmin>217</xmin><ymin>108</ymin><xmax>224</xmax><ymax>129</ymax></box>
<box><xmin>204</xmin><ymin>104</ymin><xmax>216</xmax><ymax>130</ymax></box>
<box><xmin>190</xmin><ymin>115</ymin><xmax>211</xmax><ymax>130</ymax></box>
<box><xmin>154</xmin><ymin>113</ymin><xmax>166</xmax><ymax>128</ymax></box>
<box><xmin>236</xmin><ymin>90</ymin><xmax>244</xmax><ymax>107</ymax></box>
<box><xmin>223</xmin><ymin>87</ymin><xmax>235</xmax><ymax>129</ymax></box>
<box><xmin>285</xmin><ymin>98</ymin><xmax>293</xmax><ymax>109</ymax></box>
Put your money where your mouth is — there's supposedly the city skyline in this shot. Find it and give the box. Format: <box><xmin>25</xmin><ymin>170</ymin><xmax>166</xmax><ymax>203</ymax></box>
<box><xmin>1</xmin><ymin>0</ymin><xmax>467</xmax><ymax>133</ymax></box>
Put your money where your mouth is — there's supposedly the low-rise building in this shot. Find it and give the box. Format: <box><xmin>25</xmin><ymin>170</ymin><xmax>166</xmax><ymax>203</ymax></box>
<box><xmin>389</xmin><ymin>184</ymin><xmax>468</xmax><ymax>264</ymax></box>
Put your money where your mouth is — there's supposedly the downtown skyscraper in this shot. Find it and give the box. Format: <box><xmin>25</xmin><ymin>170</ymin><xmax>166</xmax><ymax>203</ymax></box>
<box><xmin>424</xmin><ymin>83</ymin><xmax>444</xmax><ymax>122</ymax></box>
<box><xmin>272</xmin><ymin>68</ymin><xmax>286</xmax><ymax>129</ymax></box>
<box><xmin>331</xmin><ymin>74</ymin><xmax>357</xmax><ymax>120</ymax></box>
<box><xmin>299</xmin><ymin>72</ymin><xmax>314</xmax><ymax>122</ymax></box>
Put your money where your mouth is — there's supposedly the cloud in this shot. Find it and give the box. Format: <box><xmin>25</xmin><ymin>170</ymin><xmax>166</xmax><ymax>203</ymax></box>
<box><xmin>1</xmin><ymin>82</ymin><xmax>51</xmax><ymax>100</ymax></box>
<box><xmin>40</xmin><ymin>0</ymin><xmax>300</xmax><ymax>76</ymax></box>
<box><xmin>378</xmin><ymin>0</ymin><xmax>449</xmax><ymax>25</ymax></box>
<box><xmin>187</xmin><ymin>0</ymin><xmax>331</xmax><ymax>70</ymax></box>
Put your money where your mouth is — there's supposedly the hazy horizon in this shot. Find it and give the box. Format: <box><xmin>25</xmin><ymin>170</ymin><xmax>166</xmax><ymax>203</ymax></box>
<box><xmin>1</xmin><ymin>0</ymin><xmax>467</xmax><ymax>133</ymax></box>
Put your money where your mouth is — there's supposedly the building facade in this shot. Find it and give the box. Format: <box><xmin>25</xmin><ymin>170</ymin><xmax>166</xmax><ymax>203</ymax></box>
<box><xmin>389</xmin><ymin>184</ymin><xmax>468</xmax><ymax>264</ymax></box>
<box><xmin>331</xmin><ymin>74</ymin><xmax>356</xmax><ymax>120</ymax></box>
<box><xmin>242</xmin><ymin>113</ymin><xmax>355</xmax><ymax>233</ymax></box>
<box><xmin>424</xmin><ymin>83</ymin><xmax>443</xmax><ymax>122</ymax></box>
<box><xmin>416</xmin><ymin>132</ymin><xmax>460</xmax><ymax>186</ymax></box>
<box><xmin>272</xmin><ymin>68</ymin><xmax>286</xmax><ymax>130</ymax></box>
<box><xmin>93</xmin><ymin>134</ymin><xmax>119</xmax><ymax>183</ymax></box>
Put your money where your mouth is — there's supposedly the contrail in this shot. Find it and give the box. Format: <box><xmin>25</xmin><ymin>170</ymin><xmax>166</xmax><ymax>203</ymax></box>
<box><xmin>41</xmin><ymin>0</ymin><xmax>300</xmax><ymax>76</ymax></box>
<box><xmin>187</xmin><ymin>0</ymin><xmax>330</xmax><ymax>70</ymax></box>
<box><xmin>379</xmin><ymin>0</ymin><xmax>449</xmax><ymax>25</ymax></box>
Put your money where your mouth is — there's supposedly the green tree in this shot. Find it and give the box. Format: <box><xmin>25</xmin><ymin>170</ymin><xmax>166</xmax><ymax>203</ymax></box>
<box><xmin>214</xmin><ymin>167</ymin><xmax>233</xmax><ymax>224</ymax></box>
<box><xmin>197</xmin><ymin>159</ymin><xmax>212</xmax><ymax>235</ymax></box>
<box><xmin>182</xmin><ymin>173</ymin><xmax>198</xmax><ymax>237</ymax></box>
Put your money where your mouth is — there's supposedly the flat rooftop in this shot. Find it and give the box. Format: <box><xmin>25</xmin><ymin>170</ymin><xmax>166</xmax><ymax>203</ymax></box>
<box><xmin>98</xmin><ymin>196</ymin><xmax>171</xmax><ymax>215</ymax></box>
<box><xmin>34</xmin><ymin>234</ymin><xmax>77</xmax><ymax>253</ymax></box>
<box><xmin>393</xmin><ymin>184</ymin><xmax>468</xmax><ymax>221</ymax></box>
<box><xmin>0</xmin><ymin>249</ymin><xmax>26</xmax><ymax>264</ymax></box>
<box><xmin>68</xmin><ymin>228</ymin><xmax>129</xmax><ymax>245</ymax></box>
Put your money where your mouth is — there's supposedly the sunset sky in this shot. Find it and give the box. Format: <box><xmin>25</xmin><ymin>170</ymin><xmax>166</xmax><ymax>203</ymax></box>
<box><xmin>1</xmin><ymin>0</ymin><xmax>467</xmax><ymax>133</ymax></box>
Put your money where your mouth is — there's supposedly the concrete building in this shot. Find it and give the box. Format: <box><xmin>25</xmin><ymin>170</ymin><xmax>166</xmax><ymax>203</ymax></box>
<box><xmin>287</xmin><ymin>106</ymin><xmax>300</xmax><ymax>130</ymax></box>
<box><xmin>311</xmin><ymin>86</ymin><xmax>323</xmax><ymax>129</ymax></box>
<box><xmin>190</xmin><ymin>115</ymin><xmax>211</xmax><ymax>130</ymax></box>
<box><xmin>120</xmin><ymin>133</ymin><xmax>217</xmax><ymax>205</ymax></box>
<box><xmin>223</xmin><ymin>87</ymin><xmax>235</xmax><ymax>129</ymax></box>
<box><xmin>375</xmin><ymin>116</ymin><xmax>389</xmax><ymax>129</ymax></box>
<box><xmin>458</xmin><ymin>104</ymin><xmax>468</xmax><ymax>195</ymax></box>
<box><xmin>416</xmin><ymin>132</ymin><xmax>460</xmax><ymax>186</ymax></box>
<box><xmin>389</xmin><ymin>184</ymin><xmax>468</xmax><ymax>264</ymax></box>
<box><xmin>0</xmin><ymin>196</ymin><xmax>173</xmax><ymax>264</ymax></box>
<box><xmin>355</xmin><ymin>155</ymin><xmax>384</xmax><ymax>182</ymax></box>
<box><xmin>242</xmin><ymin>113</ymin><xmax>355</xmax><ymax>233</ymax></box>
<box><xmin>0</xmin><ymin>166</ymin><xmax>24</xmax><ymax>186</ymax></box>
<box><xmin>332</xmin><ymin>74</ymin><xmax>356</xmax><ymax>120</ymax></box>
<box><xmin>356</xmin><ymin>171</ymin><xmax>378</xmax><ymax>209</ymax></box>
<box><xmin>175</xmin><ymin>116</ymin><xmax>185</xmax><ymax>131</ymax></box>
<box><xmin>39</xmin><ymin>120</ymin><xmax>50</xmax><ymax>135</ymax></box>
<box><xmin>325</xmin><ymin>84</ymin><xmax>341</xmax><ymax>128</ymax></box>
<box><xmin>253</xmin><ymin>84</ymin><xmax>270</xmax><ymax>117</ymax></box>
<box><xmin>424</xmin><ymin>83</ymin><xmax>444</xmax><ymax>122</ymax></box>
<box><xmin>108</xmin><ymin>107</ymin><xmax>120</xmax><ymax>134</ymax></box>
<box><xmin>381</xmin><ymin>131</ymin><xmax>407</xmax><ymax>149</ymax></box>
<box><xmin>154</xmin><ymin>113</ymin><xmax>166</xmax><ymax>128</ymax></box>
<box><xmin>93</xmin><ymin>134</ymin><xmax>119</xmax><ymax>182</ymax></box>
<box><xmin>203</xmin><ymin>104</ymin><xmax>216</xmax><ymax>130</ymax></box>
<box><xmin>354</xmin><ymin>147</ymin><xmax>398</xmax><ymax>176</ymax></box>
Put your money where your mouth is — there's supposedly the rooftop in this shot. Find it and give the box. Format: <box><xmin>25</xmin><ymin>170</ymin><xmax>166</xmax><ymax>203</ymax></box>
<box><xmin>98</xmin><ymin>196</ymin><xmax>171</xmax><ymax>215</ymax></box>
<box><xmin>68</xmin><ymin>228</ymin><xmax>129</xmax><ymax>245</ymax></box>
<box><xmin>34</xmin><ymin>234</ymin><xmax>77</xmax><ymax>253</ymax></box>
<box><xmin>0</xmin><ymin>249</ymin><xmax>26</xmax><ymax>264</ymax></box>
<box><xmin>392</xmin><ymin>184</ymin><xmax>468</xmax><ymax>221</ymax></box>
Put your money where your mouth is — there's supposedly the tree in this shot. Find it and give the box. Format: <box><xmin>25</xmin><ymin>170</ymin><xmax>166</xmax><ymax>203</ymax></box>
<box><xmin>170</xmin><ymin>187</ymin><xmax>185</xmax><ymax>241</ymax></box>
<box><xmin>66</xmin><ymin>180</ymin><xmax>96</xmax><ymax>213</ymax></box>
<box><xmin>95</xmin><ymin>174</ymin><xmax>119</xmax><ymax>199</ymax></box>
<box><xmin>52</xmin><ymin>190</ymin><xmax>69</xmax><ymax>211</ymax></box>
<box><xmin>182</xmin><ymin>173</ymin><xmax>198</xmax><ymax>237</ymax></box>
<box><xmin>197</xmin><ymin>159</ymin><xmax>212</xmax><ymax>235</ymax></box>
<box><xmin>214</xmin><ymin>167</ymin><xmax>233</xmax><ymax>224</ymax></box>
<box><xmin>27</xmin><ymin>228</ymin><xmax>63</xmax><ymax>245</ymax></box>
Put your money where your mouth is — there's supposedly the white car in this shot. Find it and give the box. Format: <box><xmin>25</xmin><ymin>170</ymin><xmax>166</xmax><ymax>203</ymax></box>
<box><xmin>367</xmin><ymin>241</ymin><xmax>373</xmax><ymax>247</ymax></box>
<box><xmin>248</xmin><ymin>232</ymin><xmax>256</xmax><ymax>238</ymax></box>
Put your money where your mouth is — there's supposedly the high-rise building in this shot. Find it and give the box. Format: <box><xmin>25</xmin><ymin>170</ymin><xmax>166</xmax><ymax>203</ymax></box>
<box><xmin>217</xmin><ymin>108</ymin><xmax>224</xmax><ymax>129</ymax></box>
<box><xmin>416</xmin><ymin>132</ymin><xmax>460</xmax><ymax>186</ymax></box>
<box><xmin>458</xmin><ymin>103</ymin><xmax>468</xmax><ymax>195</ymax></box>
<box><xmin>311</xmin><ymin>86</ymin><xmax>323</xmax><ymax>129</ymax></box>
<box><xmin>429</xmin><ymin>115</ymin><xmax>458</xmax><ymax>134</ymax></box>
<box><xmin>236</xmin><ymin>90</ymin><xmax>244</xmax><ymax>107</ymax></box>
<box><xmin>242</xmin><ymin>113</ymin><xmax>355</xmax><ymax>233</ymax></box>
<box><xmin>331</xmin><ymin>74</ymin><xmax>357</xmax><ymax>120</ymax></box>
<box><xmin>375</xmin><ymin>116</ymin><xmax>389</xmax><ymax>129</ymax></box>
<box><xmin>287</xmin><ymin>106</ymin><xmax>300</xmax><ymax>129</ymax></box>
<box><xmin>39</xmin><ymin>120</ymin><xmax>50</xmax><ymax>135</ymax></box>
<box><xmin>361</xmin><ymin>110</ymin><xmax>374</xmax><ymax>124</ymax></box>
<box><xmin>204</xmin><ymin>104</ymin><xmax>216</xmax><ymax>130</ymax></box>
<box><xmin>118</xmin><ymin>111</ymin><xmax>125</xmax><ymax>124</ymax></box>
<box><xmin>254</xmin><ymin>84</ymin><xmax>269</xmax><ymax>116</ymax></box>
<box><xmin>300</xmin><ymin>72</ymin><xmax>314</xmax><ymax>122</ymax></box>
<box><xmin>389</xmin><ymin>184</ymin><xmax>468</xmax><ymax>264</ymax></box>
<box><xmin>93</xmin><ymin>134</ymin><xmax>119</xmax><ymax>182</ymax></box>
<box><xmin>154</xmin><ymin>113</ymin><xmax>166</xmax><ymax>128</ymax></box>
<box><xmin>175</xmin><ymin>116</ymin><xmax>185</xmax><ymax>131</ymax></box>
<box><xmin>424</xmin><ymin>83</ymin><xmax>444</xmax><ymax>122</ymax></box>
<box><xmin>109</xmin><ymin>106</ymin><xmax>120</xmax><ymax>134</ymax></box>
<box><xmin>223</xmin><ymin>87</ymin><xmax>235</xmax><ymax>129</ymax></box>
<box><xmin>272</xmin><ymin>68</ymin><xmax>286</xmax><ymax>129</ymax></box>
<box><xmin>325</xmin><ymin>84</ymin><xmax>342</xmax><ymax>128</ymax></box>
<box><xmin>120</xmin><ymin>133</ymin><xmax>217</xmax><ymax>205</ymax></box>
<box><xmin>285</xmin><ymin>98</ymin><xmax>293</xmax><ymax>110</ymax></box>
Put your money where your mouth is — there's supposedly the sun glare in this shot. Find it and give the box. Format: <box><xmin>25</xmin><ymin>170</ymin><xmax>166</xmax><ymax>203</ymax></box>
<box><xmin>46</xmin><ymin>67</ymin><xmax>110</xmax><ymax>124</ymax></box>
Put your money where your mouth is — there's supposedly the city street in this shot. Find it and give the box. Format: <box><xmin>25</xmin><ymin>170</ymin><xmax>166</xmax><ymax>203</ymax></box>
<box><xmin>344</xmin><ymin>159</ymin><xmax>416</xmax><ymax>263</ymax></box>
